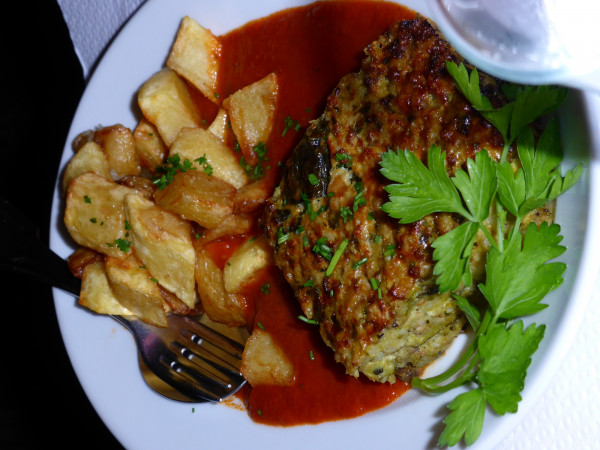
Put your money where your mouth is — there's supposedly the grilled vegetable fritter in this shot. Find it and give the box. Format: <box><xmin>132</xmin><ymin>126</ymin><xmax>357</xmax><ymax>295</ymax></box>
<box><xmin>261</xmin><ymin>18</ymin><xmax>520</xmax><ymax>383</ymax></box>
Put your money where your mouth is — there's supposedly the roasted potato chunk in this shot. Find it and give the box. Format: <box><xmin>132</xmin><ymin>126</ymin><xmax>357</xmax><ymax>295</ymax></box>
<box><xmin>195</xmin><ymin>246</ymin><xmax>247</xmax><ymax>327</ymax></box>
<box><xmin>153</xmin><ymin>170</ymin><xmax>236</xmax><ymax>229</ymax></box>
<box><xmin>166</xmin><ymin>16</ymin><xmax>222</xmax><ymax>103</ymax></box>
<box><xmin>233</xmin><ymin>178</ymin><xmax>271</xmax><ymax>214</ymax></box>
<box><xmin>94</xmin><ymin>124</ymin><xmax>141</xmax><ymax>179</ymax></box>
<box><xmin>207</xmin><ymin>107</ymin><xmax>232</xmax><ymax>142</ymax></box>
<box><xmin>133</xmin><ymin>118</ymin><xmax>168</xmax><ymax>172</ymax></box>
<box><xmin>79</xmin><ymin>261</ymin><xmax>133</xmax><ymax>316</ymax></box>
<box><xmin>62</xmin><ymin>141</ymin><xmax>111</xmax><ymax>193</ymax></box>
<box><xmin>170</xmin><ymin>127</ymin><xmax>248</xmax><ymax>189</ymax></box>
<box><xmin>223</xmin><ymin>236</ymin><xmax>272</xmax><ymax>293</ymax></box>
<box><xmin>124</xmin><ymin>193</ymin><xmax>197</xmax><ymax>308</ymax></box>
<box><xmin>64</xmin><ymin>173</ymin><xmax>141</xmax><ymax>258</ymax></box>
<box><xmin>241</xmin><ymin>329</ymin><xmax>295</xmax><ymax>386</ymax></box>
<box><xmin>105</xmin><ymin>254</ymin><xmax>167</xmax><ymax>327</ymax></box>
<box><xmin>223</xmin><ymin>72</ymin><xmax>278</xmax><ymax>163</ymax></box>
<box><xmin>195</xmin><ymin>213</ymin><xmax>256</xmax><ymax>243</ymax></box>
<box><xmin>138</xmin><ymin>68</ymin><xmax>202</xmax><ymax>146</ymax></box>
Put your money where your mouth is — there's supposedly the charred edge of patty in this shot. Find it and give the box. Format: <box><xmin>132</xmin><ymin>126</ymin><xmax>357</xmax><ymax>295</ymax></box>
<box><xmin>280</xmin><ymin>117</ymin><xmax>331</xmax><ymax>203</ymax></box>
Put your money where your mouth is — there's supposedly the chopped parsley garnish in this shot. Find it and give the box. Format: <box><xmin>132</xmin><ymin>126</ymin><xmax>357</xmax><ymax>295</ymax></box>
<box><xmin>340</xmin><ymin>206</ymin><xmax>353</xmax><ymax>223</ymax></box>
<box><xmin>277</xmin><ymin>228</ymin><xmax>289</xmax><ymax>245</ymax></box>
<box><xmin>113</xmin><ymin>238</ymin><xmax>131</xmax><ymax>253</ymax></box>
<box><xmin>260</xmin><ymin>282</ymin><xmax>271</xmax><ymax>295</ymax></box>
<box><xmin>352</xmin><ymin>257</ymin><xmax>368</xmax><ymax>269</ymax></box>
<box><xmin>325</xmin><ymin>238</ymin><xmax>349</xmax><ymax>276</ymax></box>
<box><xmin>153</xmin><ymin>154</ymin><xmax>195</xmax><ymax>189</ymax></box>
<box><xmin>83</xmin><ymin>195</ymin><xmax>92</xmax><ymax>204</ymax></box>
<box><xmin>379</xmin><ymin>61</ymin><xmax>582</xmax><ymax>447</ymax></box>
<box><xmin>298</xmin><ymin>315</ymin><xmax>319</xmax><ymax>325</ymax></box>
<box><xmin>89</xmin><ymin>218</ymin><xmax>97</xmax><ymax>224</ymax></box>
<box><xmin>239</xmin><ymin>142</ymin><xmax>270</xmax><ymax>181</ymax></box>
<box><xmin>312</xmin><ymin>237</ymin><xmax>333</xmax><ymax>260</ymax></box>
<box><xmin>335</xmin><ymin>152</ymin><xmax>353</xmax><ymax>168</ymax></box>
<box><xmin>282</xmin><ymin>115</ymin><xmax>301</xmax><ymax>137</ymax></box>
<box><xmin>195</xmin><ymin>154</ymin><xmax>213</xmax><ymax>175</ymax></box>
<box><xmin>384</xmin><ymin>244</ymin><xmax>395</xmax><ymax>257</ymax></box>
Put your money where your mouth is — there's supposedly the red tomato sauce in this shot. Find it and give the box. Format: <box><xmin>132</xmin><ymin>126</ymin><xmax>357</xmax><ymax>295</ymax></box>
<box><xmin>209</xmin><ymin>0</ymin><xmax>417</xmax><ymax>426</ymax></box>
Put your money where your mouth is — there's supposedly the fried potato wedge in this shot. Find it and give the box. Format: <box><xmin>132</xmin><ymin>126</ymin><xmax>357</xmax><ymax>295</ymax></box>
<box><xmin>223</xmin><ymin>236</ymin><xmax>272</xmax><ymax>293</ymax></box>
<box><xmin>166</xmin><ymin>16</ymin><xmax>222</xmax><ymax>104</ymax></box>
<box><xmin>133</xmin><ymin>118</ymin><xmax>167</xmax><ymax>173</ymax></box>
<box><xmin>138</xmin><ymin>68</ymin><xmax>202</xmax><ymax>146</ymax></box>
<box><xmin>124</xmin><ymin>193</ymin><xmax>197</xmax><ymax>308</ymax></box>
<box><xmin>64</xmin><ymin>173</ymin><xmax>141</xmax><ymax>258</ymax></box>
<box><xmin>94</xmin><ymin>124</ymin><xmax>141</xmax><ymax>179</ymax></box>
<box><xmin>195</xmin><ymin>245</ymin><xmax>247</xmax><ymax>327</ymax></box>
<box><xmin>240</xmin><ymin>329</ymin><xmax>295</xmax><ymax>386</ymax></box>
<box><xmin>79</xmin><ymin>261</ymin><xmax>133</xmax><ymax>316</ymax></box>
<box><xmin>207</xmin><ymin>107</ymin><xmax>234</xmax><ymax>144</ymax></box>
<box><xmin>105</xmin><ymin>254</ymin><xmax>168</xmax><ymax>327</ymax></box>
<box><xmin>170</xmin><ymin>127</ymin><xmax>248</xmax><ymax>188</ymax></box>
<box><xmin>196</xmin><ymin>213</ymin><xmax>256</xmax><ymax>243</ymax></box>
<box><xmin>62</xmin><ymin>141</ymin><xmax>111</xmax><ymax>193</ymax></box>
<box><xmin>233</xmin><ymin>178</ymin><xmax>271</xmax><ymax>214</ymax></box>
<box><xmin>153</xmin><ymin>170</ymin><xmax>235</xmax><ymax>229</ymax></box>
<box><xmin>223</xmin><ymin>72</ymin><xmax>278</xmax><ymax>162</ymax></box>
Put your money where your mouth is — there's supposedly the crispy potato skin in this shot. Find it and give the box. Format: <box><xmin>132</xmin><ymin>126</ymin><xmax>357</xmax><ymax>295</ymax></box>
<box><xmin>261</xmin><ymin>19</ymin><xmax>517</xmax><ymax>383</ymax></box>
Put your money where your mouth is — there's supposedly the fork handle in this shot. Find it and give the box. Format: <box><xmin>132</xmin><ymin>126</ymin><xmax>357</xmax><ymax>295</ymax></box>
<box><xmin>0</xmin><ymin>196</ymin><xmax>81</xmax><ymax>296</ymax></box>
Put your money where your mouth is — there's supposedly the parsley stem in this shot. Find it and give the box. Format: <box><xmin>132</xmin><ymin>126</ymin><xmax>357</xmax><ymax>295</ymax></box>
<box><xmin>479</xmin><ymin>223</ymin><xmax>499</xmax><ymax>250</ymax></box>
<box><xmin>414</xmin><ymin>309</ymin><xmax>492</xmax><ymax>391</ymax></box>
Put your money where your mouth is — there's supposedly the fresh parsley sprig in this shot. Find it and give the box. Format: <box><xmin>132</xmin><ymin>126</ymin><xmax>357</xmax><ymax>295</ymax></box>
<box><xmin>380</xmin><ymin>61</ymin><xmax>582</xmax><ymax>447</ymax></box>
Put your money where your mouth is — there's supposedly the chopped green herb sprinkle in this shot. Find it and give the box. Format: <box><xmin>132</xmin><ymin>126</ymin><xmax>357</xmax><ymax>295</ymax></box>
<box><xmin>312</xmin><ymin>237</ymin><xmax>333</xmax><ymax>260</ymax></box>
<box><xmin>298</xmin><ymin>315</ymin><xmax>319</xmax><ymax>325</ymax></box>
<box><xmin>369</xmin><ymin>278</ymin><xmax>380</xmax><ymax>290</ymax></box>
<box><xmin>195</xmin><ymin>154</ymin><xmax>213</xmax><ymax>175</ymax></box>
<box><xmin>335</xmin><ymin>152</ymin><xmax>352</xmax><ymax>168</ymax></box>
<box><xmin>277</xmin><ymin>228</ymin><xmax>289</xmax><ymax>245</ymax></box>
<box><xmin>325</xmin><ymin>238</ymin><xmax>349</xmax><ymax>276</ymax></box>
<box><xmin>308</xmin><ymin>173</ymin><xmax>319</xmax><ymax>186</ymax></box>
<box><xmin>309</xmin><ymin>350</ymin><xmax>315</xmax><ymax>360</ymax></box>
<box><xmin>114</xmin><ymin>238</ymin><xmax>131</xmax><ymax>253</ymax></box>
<box><xmin>257</xmin><ymin>321</ymin><xmax>265</xmax><ymax>330</ymax></box>
<box><xmin>90</xmin><ymin>218</ymin><xmax>97</xmax><ymax>224</ymax></box>
<box><xmin>282</xmin><ymin>115</ymin><xmax>301</xmax><ymax>137</ymax></box>
<box><xmin>83</xmin><ymin>195</ymin><xmax>92</xmax><ymax>204</ymax></box>
<box><xmin>352</xmin><ymin>257</ymin><xmax>368</xmax><ymax>269</ymax></box>
<box><xmin>384</xmin><ymin>244</ymin><xmax>395</xmax><ymax>257</ymax></box>
<box><xmin>260</xmin><ymin>282</ymin><xmax>271</xmax><ymax>295</ymax></box>
<box><xmin>303</xmin><ymin>279</ymin><xmax>314</xmax><ymax>287</ymax></box>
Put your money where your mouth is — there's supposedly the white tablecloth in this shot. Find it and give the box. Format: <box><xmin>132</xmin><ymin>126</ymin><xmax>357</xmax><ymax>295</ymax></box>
<box><xmin>56</xmin><ymin>1</ymin><xmax>600</xmax><ymax>448</ymax></box>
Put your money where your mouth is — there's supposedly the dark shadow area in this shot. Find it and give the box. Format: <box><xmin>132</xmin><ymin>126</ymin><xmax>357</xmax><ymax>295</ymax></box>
<box><xmin>0</xmin><ymin>2</ymin><xmax>123</xmax><ymax>448</ymax></box>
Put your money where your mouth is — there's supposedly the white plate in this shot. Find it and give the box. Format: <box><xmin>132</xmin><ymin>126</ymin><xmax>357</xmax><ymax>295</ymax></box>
<box><xmin>50</xmin><ymin>1</ymin><xmax>600</xmax><ymax>449</ymax></box>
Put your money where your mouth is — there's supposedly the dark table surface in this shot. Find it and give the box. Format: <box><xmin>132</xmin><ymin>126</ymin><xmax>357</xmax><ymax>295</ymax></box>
<box><xmin>1</xmin><ymin>2</ymin><xmax>123</xmax><ymax>448</ymax></box>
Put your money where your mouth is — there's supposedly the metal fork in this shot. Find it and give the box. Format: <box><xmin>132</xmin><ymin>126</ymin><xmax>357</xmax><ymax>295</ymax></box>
<box><xmin>0</xmin><ymin>196</ymin><xmax>247</xmax><ymax>403</ymax></box>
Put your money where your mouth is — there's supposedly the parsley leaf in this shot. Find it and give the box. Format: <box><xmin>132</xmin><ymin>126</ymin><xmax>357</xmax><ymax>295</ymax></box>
<box><xmin>439</xmin><ymin>389</ymin><xmax>486</xmax><ymax>447</ymax></box>
<box><xmin>431</xmin><ymin>222</ymin><xmax>479</xmax><ymax>293</ymax></box>
<box><xmin>380</xmin><ymin>146</ymin><xmax>470</xmax><ymax>223</ymax></box>
<box><xmin>480</xmin><ymin>222</ymin><xmax>566</xmax><ymax>319</ymax></box>
<box><xmin>478</xmin><ymin>321</ymin><xmax>545</xmax><ymax>414</ymax></box>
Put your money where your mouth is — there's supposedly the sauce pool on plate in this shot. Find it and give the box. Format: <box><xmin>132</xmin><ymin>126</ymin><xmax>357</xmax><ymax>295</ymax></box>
<box><xmin>208</xmin><ymin>0</ymin><xmax>416</xmax><ymax>426</ymax></box>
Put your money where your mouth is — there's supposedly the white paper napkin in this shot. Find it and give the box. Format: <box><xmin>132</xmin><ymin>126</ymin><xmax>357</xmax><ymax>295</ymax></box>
<box><xmin>56</xmin><ymin>1</ymin><xmax>600</xmax><ymax>448</ymax></box>
<box><xmin>57</xmin><ymin>0</ymin><xmax>147</xmax><ymax>79</ymax></box>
